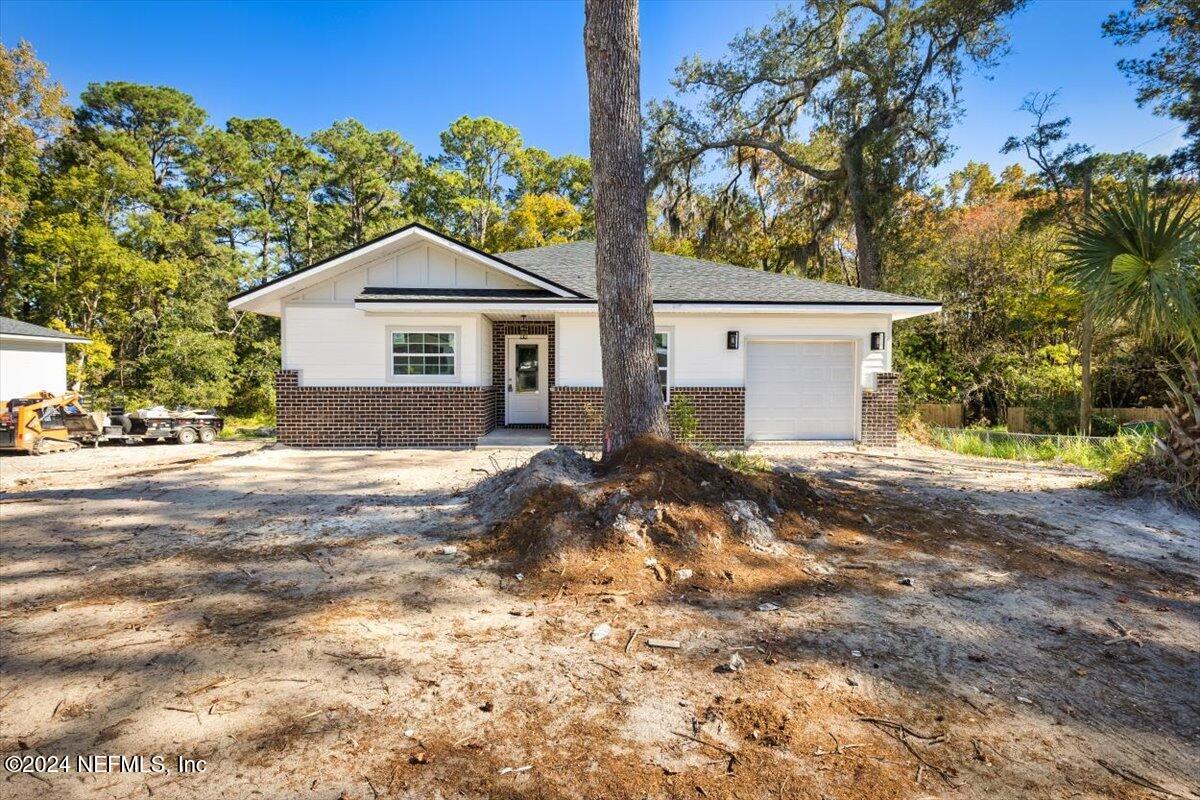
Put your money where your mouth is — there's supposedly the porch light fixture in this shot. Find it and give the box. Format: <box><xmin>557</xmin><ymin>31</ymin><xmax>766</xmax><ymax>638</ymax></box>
<box><xmin>870</xmin><ymin>332</ymin><xmax>886</xmax><ymax>351</ymax></box>
<box><xmin>726</xmin><ymin>331</ymin><xmax>739</xmax><ymax>350</ymax></box>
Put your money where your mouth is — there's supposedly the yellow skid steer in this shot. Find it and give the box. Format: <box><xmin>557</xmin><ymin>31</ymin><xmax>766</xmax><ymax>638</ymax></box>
<box><xmin>0</xmin><ymin>392</ymin><xmax>102</xmax><ymax>455</ymax></box>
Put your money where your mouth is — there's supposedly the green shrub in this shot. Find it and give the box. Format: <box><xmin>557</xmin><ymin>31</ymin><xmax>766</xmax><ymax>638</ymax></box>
<box><xmin>219</xmin><ymin>410</ymin><xmax>277</xmax><ymax>440</ymax></box>
<box><xmin>667</xmin><ymin>393</ymin><xmax>699</xmax><ymax>443</ymax></box>
<box><xmin>1090</xmin><ymin>412</ymin><xmax>1121</xmax><ymax>437</ymax></box>
<box><xmin>1027</xmin><ymin>394</ymin><xmax>1078</xmax><ymax>434</ymax></box>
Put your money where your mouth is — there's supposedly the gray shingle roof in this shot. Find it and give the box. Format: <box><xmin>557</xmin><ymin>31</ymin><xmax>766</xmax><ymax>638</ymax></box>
<box><xmin>358</xmin><ymin>288</ymin><xmax>560</xmax><ymax>302</ymax></box>
<box><xmin>499</xmin><ymin>241</ymin><xmax>936</xmax><ymax>305</ymax></box>
<box><xmin>0</xmin><ymin>316</ymin><xmax>90</xmax><ymax>342</ymax></box>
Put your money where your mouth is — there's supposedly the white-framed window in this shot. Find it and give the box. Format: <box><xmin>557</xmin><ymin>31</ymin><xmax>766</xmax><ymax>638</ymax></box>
<box><xmin>655</xmin><ymin>330</ymin><xmax>670</xmax><ymax>403</ymax></box>
<box><xmin>391</xmin><ymin>331</ymin><xmax>456</xmax><ymax>377</ymax></box>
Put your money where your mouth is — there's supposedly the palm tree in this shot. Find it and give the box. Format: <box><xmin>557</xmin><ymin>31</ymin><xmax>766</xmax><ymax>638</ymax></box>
<box><xmin>1061</xmin><ymin>177</ymin><xmax>1200</xmax><ymax>502</ymax></box>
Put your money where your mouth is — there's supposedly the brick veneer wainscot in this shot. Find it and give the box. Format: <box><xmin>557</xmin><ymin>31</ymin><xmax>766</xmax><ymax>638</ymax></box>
<box><xmin>860</xmin><ymin>372</ymin><xmax>899</xmax><ymax>447</ymax></box>
<box><xmin>491</xmin><ymin>320</ymin><xmax>555</xmax><ymax>426</ymax></box>
<box><xmin>275</xmin><ymin>370</ymin><xmax>499</xmax><ymax>447</ymax></box>
<box><xmin>549</xmin><ymin>386</ymin><xmax>746</xmax><ymax>448</ymax></box>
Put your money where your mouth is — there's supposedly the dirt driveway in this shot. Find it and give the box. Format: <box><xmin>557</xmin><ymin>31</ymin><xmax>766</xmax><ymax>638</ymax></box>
<box><xmin>1</xmin><ymin>442</ymin><xmax>1196</xmax><ymax>799</ymax></box>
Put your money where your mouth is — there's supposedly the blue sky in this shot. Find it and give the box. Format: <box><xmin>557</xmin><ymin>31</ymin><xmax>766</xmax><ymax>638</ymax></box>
<box><xmin>1</xmin><ymin>0</ymin><xmax>1184</xmax><ymax>182</ymax></box>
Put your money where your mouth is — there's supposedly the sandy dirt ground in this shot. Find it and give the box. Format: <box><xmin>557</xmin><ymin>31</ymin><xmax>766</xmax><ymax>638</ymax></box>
<box><xmin>0</xmin><ymin>441</ymin><xmax>1196</xmax><ymax>799</ymax></box>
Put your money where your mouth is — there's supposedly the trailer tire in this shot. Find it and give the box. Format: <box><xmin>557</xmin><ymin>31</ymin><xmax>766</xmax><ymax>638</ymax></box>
<box><xmin>198</xmin><ymin>426</ymin><xmax>216</xmax><ymax>444</ymax></box>
<box><xmin>176</xmin><ymin>427</ymin><xmax>198</xmax><ymax>445</ymax></box>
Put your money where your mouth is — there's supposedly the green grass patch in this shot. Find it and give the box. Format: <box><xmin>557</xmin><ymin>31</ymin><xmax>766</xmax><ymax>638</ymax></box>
<box><xmin>928</xmin><ymin>427</ymin><xmax>1153</xmax><ymax>473</ymax></box>
<box><xmin>218</xmin><ymin>410</ymin><xmax>276</xmax><ymax>440</ymax></box>
<box><xmin>710</xmin><ymin>449</ymin><xmax>774</xmax><ymax>475</ymax></box>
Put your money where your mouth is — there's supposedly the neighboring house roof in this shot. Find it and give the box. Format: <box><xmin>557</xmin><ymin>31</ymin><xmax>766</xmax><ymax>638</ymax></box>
<box><xmin>357</xmin><ymin>288</ymin><xmax>560</xmax><ymax>302</ymax></box>
<box><xmin>499</xmin><ymin>241</ymin><xmax>935</xmax><ymax>305</ymax></box>
<box><xmin>0</xmin><ymin>317</ymin><xmax>91</xmax><ymax>343</ymax></box>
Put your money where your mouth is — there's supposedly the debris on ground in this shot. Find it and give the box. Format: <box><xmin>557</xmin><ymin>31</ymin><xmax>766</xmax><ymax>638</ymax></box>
<box><xmin>716</xmin><ymin>651</ymin><xmax>747</xmax><ymax>673</ymax></box>
<box><xmin>1</xmin><ymin>440</ymin><xmax>1197</xmax><ymax>800</ymax></box>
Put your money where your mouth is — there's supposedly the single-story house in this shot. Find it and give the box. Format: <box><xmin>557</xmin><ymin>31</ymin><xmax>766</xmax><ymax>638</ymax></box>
<box><xmin>0</xmin><ymin>317</ymin><xmax>91</xmax><ymax>402</ymax></box>
<box><xmin>229</xmin><ymin>224</ymin><xmax>939</xmax><ymax>448</ymax></box>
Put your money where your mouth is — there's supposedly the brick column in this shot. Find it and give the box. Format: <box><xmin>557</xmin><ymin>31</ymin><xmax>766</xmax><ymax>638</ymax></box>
<box><xmin>861</xmin><ymin>372</ymin><xmax>898</xmax><ymax>447</ymax></box>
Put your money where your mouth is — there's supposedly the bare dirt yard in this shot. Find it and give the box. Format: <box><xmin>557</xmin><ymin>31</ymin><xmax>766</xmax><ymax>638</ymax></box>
<box><xmin>1</xmin><ymin>440</ymin><xmax>1196</xmax><ymax>799</ymax></box>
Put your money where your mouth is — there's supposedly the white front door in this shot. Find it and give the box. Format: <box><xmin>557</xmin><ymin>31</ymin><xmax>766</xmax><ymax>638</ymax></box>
<box><xmin>505</xmin><ymin>335</ymin><xmax>549</xmax><ymax>425</ymax></box>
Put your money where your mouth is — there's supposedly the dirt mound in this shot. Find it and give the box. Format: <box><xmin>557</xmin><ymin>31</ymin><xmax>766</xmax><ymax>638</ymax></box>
<box><xmin>468</xmin><ymin>436</ymin><xmax>823</xmax><ymax>572</ymax></box>
<box><xmin>472</xmin><ymin>444</ymin><xmax>596</xmax><ymax>523</ymax></box>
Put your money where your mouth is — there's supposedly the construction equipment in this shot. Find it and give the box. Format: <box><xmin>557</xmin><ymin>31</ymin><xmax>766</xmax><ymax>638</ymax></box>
<box><xmin>0</xmin><ymin>391</ymin><xmax>99</xmax><ymax>455</ymax></box>
<box><xmin>1</xmin><ymin>392</ymin><xmax>224</xmax><ymax>454</ymax></box>
<box><xmin>94</xmin><ymin>405</ymin><xmax>224</xmax><ymax>445</ymax></box>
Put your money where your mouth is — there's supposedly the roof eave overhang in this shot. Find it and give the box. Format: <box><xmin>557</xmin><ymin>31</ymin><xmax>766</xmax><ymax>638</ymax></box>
<box><xmin>227</xmin><ymin>224</ymin><xmax>584</xmax><ymax>315</ymax></box>
<box><xmin>354</xmin><ymin>300</ymin><xmax>942</xmax><ymax>316</ymax></box>
<box><xmin>0</xmin><ymin>332</ymin><xmax>92</xmax><ymax>345</ymax></box>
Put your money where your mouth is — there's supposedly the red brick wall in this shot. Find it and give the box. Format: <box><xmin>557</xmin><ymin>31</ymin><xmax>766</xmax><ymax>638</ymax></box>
<box><xmin>491</xmin><ymin>320</ymin><xmax>555</xmax><ymax>426</ymax></box>
<box><xmin>275</xmin><ymin>370</ymin><xmax>498</xmax><ymax>448</ymax></box>
<box><xmin>861</xmin><ymin>372</ymin><xmax>899</xmax><ymax>447</ymax></box>
<box><xmin>549</xmin><ymin>386</ymin><xmax>745</xmax><ymax>448</ymax></box>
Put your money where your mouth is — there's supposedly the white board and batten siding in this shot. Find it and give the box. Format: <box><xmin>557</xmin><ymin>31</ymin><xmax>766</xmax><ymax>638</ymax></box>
<box><xmin>288</xmin><ymin>242</ymin><xmax>527</xmax><ymax>305</ymax></box>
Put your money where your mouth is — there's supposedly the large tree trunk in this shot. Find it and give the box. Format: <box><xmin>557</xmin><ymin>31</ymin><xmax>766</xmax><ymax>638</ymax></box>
<box><xmin>1160</xmin><ymin>353</ymin><xmax>1200</xmax><ymax>504</ymax></box>
<box><xmin>842</xmin><ymin>140</ymin><xmax>882</xmax><ymax>289</ymax></box>
<box><xmin>1078</xmin><ymin>307</ymin><xmax>1094</xmax><ymax>435</ymax></box>
<box><xmin>1077</xmin><ymin>169</ymin><xmax>1094</xmax><ymax>435</ymax></box>
<box><xmin>584</xmin><ymin>0</ymin><xmax>669</xmax><ymax>453</ymax></box>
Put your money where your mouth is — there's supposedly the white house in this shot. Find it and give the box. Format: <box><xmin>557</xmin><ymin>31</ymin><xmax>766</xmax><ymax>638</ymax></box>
<box><xmin>0</xmin><ymin>317</ymin><xmax>90</xmax><ymax>401</ymax></box>
<box><xmin>229</xmin><ymin>224</ymin><xmax>939</xmax><ymax>448</ymax></box>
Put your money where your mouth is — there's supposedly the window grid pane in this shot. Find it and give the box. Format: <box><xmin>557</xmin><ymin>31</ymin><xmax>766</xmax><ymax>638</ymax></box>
<box><xmin>655</xmin><ymin>332</ymin><xmax>669</xmax><ymax>402</ymax></box>
<box><xmin>392</xmin><ymin>331</ymin><xmax>456</xmax><ymax>376</ymax></box>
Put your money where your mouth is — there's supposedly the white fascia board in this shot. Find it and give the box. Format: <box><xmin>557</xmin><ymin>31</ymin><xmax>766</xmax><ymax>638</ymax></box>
<box><xmin>0</xmin><ymin>332</ymin><xmax>91</xmax><ymax>345</ymax></box>
<box><xmin>356</xmin><ymin>301</ymin><xmax>942</xmax><ymax>317</ymax></box>
<box><xmin>228</xmin><ymin>227</ymin><xmax>578</xmax><ymax>313</ymax></box>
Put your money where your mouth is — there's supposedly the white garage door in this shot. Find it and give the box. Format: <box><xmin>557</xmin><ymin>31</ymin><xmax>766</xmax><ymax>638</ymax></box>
<box><xmin>746</xmin><ymin>341</ymin><xmax>856</xmax><ymax>440</ymax></box>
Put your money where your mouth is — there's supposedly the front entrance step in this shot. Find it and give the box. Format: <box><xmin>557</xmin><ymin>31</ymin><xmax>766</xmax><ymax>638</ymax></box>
<box><xmin>476</xmin><ymin>427</ymin><xmax>551</xmax><ymax>449</ymax></box>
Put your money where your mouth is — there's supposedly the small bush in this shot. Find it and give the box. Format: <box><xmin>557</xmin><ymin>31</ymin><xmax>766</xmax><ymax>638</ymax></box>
<box><xmin>667</xmin><ymin>394</ymin><xmax>699</xmax><ymax>443</ymax></box>
<box><xmin>219</xmin><ymin>410</ymin><xmax>277</xmax><ymax>440</ymax></box>
<box><xmin>1027</xmin><ymin>395</ymin><xmax>1078</xmax><ymax>434</ymax></box>
<box><xmin>1090</xmin><ymin>413</ymin><xmax>1121</xmax><ymax>437</ymax></box>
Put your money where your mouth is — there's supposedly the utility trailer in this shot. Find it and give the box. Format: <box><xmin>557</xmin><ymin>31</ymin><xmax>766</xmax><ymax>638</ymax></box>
<box><xmin>2</xmin><ymin>393</ymin><xmax>224</xmax><ymax>454</ymax></box>
<box><xmin>83</xmin><ymin>407</ymin><xmax>225</xmax><ymax>446</ymax></box>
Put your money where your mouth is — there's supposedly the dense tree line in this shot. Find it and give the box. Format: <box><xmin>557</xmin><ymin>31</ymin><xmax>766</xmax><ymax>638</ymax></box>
<box><xmin>648</xmin><ymin>138</ymin><xmax>1188</xmax><ymax>429</ymax></box>
<box><xmin>1</xmin><ymin>0</ymin><xmax>1194</xmax><ymax>428</ymax></box>
<box><xmin>642</xmin><ymin>0</ymin><xmax>1196</xmax><ymax>429</ymax></box>
<box><xmin>0</xmin><ymin>41</ymin><xmax>592</xmax><ymax>413</ymax></box>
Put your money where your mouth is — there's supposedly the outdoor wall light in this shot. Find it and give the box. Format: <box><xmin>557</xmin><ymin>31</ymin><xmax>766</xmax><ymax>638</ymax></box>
<box><xmin>727</xmin><ymin>331</ymin><xmax>740</xmax><ymax>350</ymax></box>
<box><xmin>871</xmin><ymin>331</ymin><xmax>886</xmax><ymax>351</ymax></box>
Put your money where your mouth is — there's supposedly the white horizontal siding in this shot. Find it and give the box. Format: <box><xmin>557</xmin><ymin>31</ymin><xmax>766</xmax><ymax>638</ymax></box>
<box><xmin>282</xmin><ymin>306</ymin><xmax>486</xmax><ymax>386</ymax></box>
<box><xmin>0</xmin><ymin>339</ymin><xmax>68</xmax><ymax>399</ymax></box>
<box><xmin>555</xmin><ymin>312</ymin><xmax>891</xmax><ymax>388</ymax></box>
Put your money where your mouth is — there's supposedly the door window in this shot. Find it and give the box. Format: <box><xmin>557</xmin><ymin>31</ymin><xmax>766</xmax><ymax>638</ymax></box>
<box><xmin>515</xmin><ymin>344</ymin><xmax>539</xmax><ymax>392</ymax></box>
